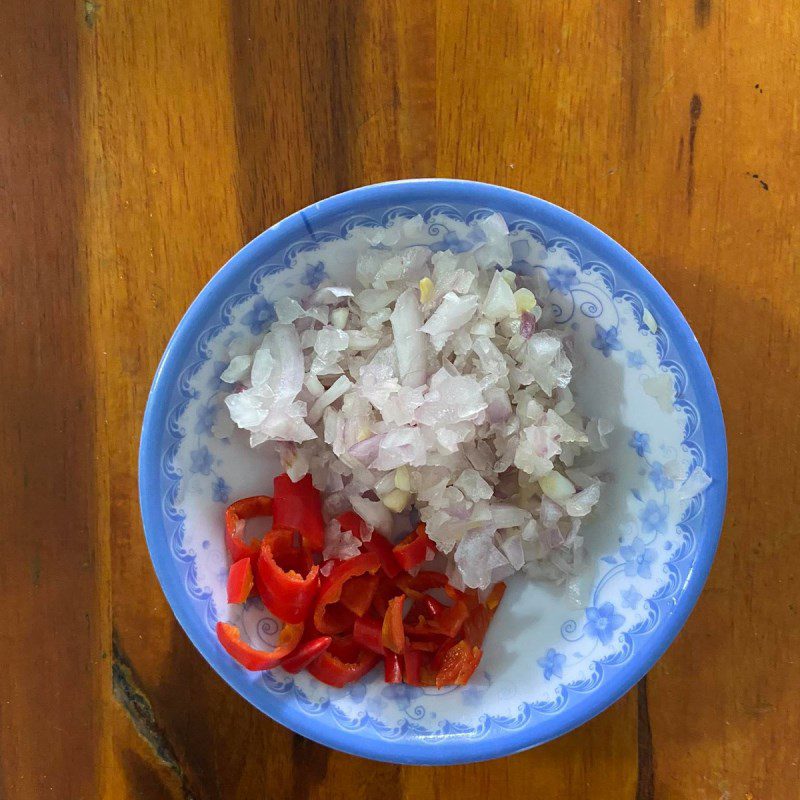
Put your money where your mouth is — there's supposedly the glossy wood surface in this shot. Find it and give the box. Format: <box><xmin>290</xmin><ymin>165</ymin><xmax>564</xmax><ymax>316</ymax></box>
<box><xmin>2</xmin><ymin>1</ymin><xmax>798</xmax><ymax>797</ymax></box>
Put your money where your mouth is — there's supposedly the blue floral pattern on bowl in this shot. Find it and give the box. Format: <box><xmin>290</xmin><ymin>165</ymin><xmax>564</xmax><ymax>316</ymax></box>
<box><xmin>139</xmin><ymin>180</ymin><xmax>726</xmax><ymax>765</ymax></box>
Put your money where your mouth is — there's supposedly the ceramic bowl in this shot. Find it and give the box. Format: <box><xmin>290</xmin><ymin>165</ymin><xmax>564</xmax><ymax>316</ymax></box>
<box><xmin>139</xmin><ymin>179</ymin><xmax>726</xmax><ymax>764</ymax></box>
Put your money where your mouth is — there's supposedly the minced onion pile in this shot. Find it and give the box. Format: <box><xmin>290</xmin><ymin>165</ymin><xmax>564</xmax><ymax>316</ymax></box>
<box><xmin>221</xmin><ymin>214</ymin><xmax>614</xmax><ymax>591</ymax></box>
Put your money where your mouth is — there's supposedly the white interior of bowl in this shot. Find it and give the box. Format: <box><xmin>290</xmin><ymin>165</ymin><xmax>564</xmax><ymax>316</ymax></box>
<box><xmin>164</xmin><ymin>209</ymin><xmax>707</xmax><ymax>735</ymax></box>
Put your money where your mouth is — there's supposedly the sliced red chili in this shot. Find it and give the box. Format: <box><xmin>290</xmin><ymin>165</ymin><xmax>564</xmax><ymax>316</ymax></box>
<box><xmin>462</xmin><ymin>605</ymin><xmax>491</xmax><ymax>649</ymax></box>
<box><xmin>252</xmin><ymin>561</ymin><xmax>269</xmax><ymax>607</ymax></box>
<box><xmin>384</xmin><ymin>651</ymin><xmax>403</xmax><ymax>683</ymax></box>
<box><xmin>280</xmin><ymin>636</ymin><xmax>332</xmax><ymax>674</ymax></box>
<box><xmin>406</xmin><ymin>599</ymin><xmax>469</xmax><ymax>639</ymax></box>
<box><xmin>408</xmin><ymin>595</ymin><xmax>446</xmax><ymax>621</ymax></box>
<box><xmin>336</xmin><ymin>511</ymin><xmax>365</xmax><ymax>538</ymax></box>
<box><xmin>392</xmin><ymin>524</ymin><xmax>432</xmax><ymax>572</ymax></box>
<box><xmin>371</xmin><ymin>575</ymin><xmax>404</xmax><ymax>617</ymax></box>
<box><xmin>327</xmin><ymin>634</ymin><xmax>362</xmax><ymax>663</ymax></box>
<box><xmin>225</xmin><ymin>496</ymin><xmax>272</xmax><ymax>561</ymax></box>
<box><xmin>485</xmin><ymin>582</ymin><xmax>506</xmax><ymax>611</ymax></box>
<box><xmin>463</xmin><ymin>582</ymin><xmax>506</xmax><ymax>647</ymax></box>
<box><xmin>381</xmin><ymin>595</ymin><xmax>406</xmax><ymax>654</ymax></box>
<box><xmin>313</xmin><ymin>552</ymin><xmax>381</xmax><ymax>635</ymax></box>
<box><xmin>215</xmin><ymin>620</ymin><xmax>303</xmax><ymax>671</ymax></box>
<box><xmin>435</xmin><ymin>640</ymin><xmax>482</xmax><ymax>688</ymax></box>
<box><xmin>431</xmin><ymin>600</ymin><xmax>469</xmax><ymax>638</ymax></box>
<box><xmin>361</xmin><ymin>530</ymin><xmax>402</xmax><ymax>578</ymax></box>
<box><xmin>273</xmin><ymin>473</ymin><xmax>325</xmax><ymax>552</ymax></box>
<box><xmin>419</xmin><ymin>662</ymin><xmax>439</xmax><ymax>687</ymax></box>
<box><xmin>256</xmin><ymin>528</ymin><xmax>319</xmax><ymax>624</ymax></box>
<box><xmin>316</xmin><ymin>600</ymin><xmax>355</xmax><ymax>635</ymax></box>
<box><xmin>403</xmin><ymin>644</ymin><xmax>423</xmax><ymax>686</ymax></box>
<box><xmin>339</xmin><ymin>573</ymin><xmax>379</xmax><ymax>617</ymax></box>
<box><xmin>395</xmin><ymin>570</ymin><xmax>449</xmax><ymax>599</ymax></box>
<box><xmin>226</xmin><ymin>557</ymin><xmax>253</xmax><ymax>604</ymax></box>
<box><xmin>408</xmin><ymin>639</ymin><xmax>440</xmax><ymax>652</ymax></box>
<box><xmin>306</xmin><ymin>648</ymin><xmax>380</xmax><ymax>688</ymax></box>
<box><xmin>219</xmin><ymin>490</ymin><xmax>502</xmax><ymax>689</ymax></box>
<box><xmin>443</xmin><ymin>584</ymin><xmax>480</xmax><ymax>611</ymax></box>
<box><xmin>431</xmin><ymin>636</ymin><xmax>458</xmax><ymax>671</ymax></box>
<box><xmin>353</xmin><ymin>615</ymin><xmax>383</xmax><ymax>655</ymax></box>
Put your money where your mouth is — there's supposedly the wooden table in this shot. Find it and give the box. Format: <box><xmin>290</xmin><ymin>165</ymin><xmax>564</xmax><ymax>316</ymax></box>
<box><xmin>3</xmin><ymin>1</ymin><xmax>798</xmax><ymax>797</ymax></box>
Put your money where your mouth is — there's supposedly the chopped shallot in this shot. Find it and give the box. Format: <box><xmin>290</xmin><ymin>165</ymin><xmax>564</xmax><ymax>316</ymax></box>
<box><xmin>221</xmin><ymin>214</ymin><xmax>709</xmax><ymax>591</ymax></box>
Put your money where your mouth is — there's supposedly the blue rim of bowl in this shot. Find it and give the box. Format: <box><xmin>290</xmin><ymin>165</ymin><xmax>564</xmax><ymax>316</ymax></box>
<box><xmin>139</xmin><ymin>178</ymin><xmax>727</xmax><ymax>765</ymax></box>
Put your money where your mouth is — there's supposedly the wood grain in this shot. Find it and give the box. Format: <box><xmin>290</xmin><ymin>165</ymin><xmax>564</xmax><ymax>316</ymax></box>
<box><xmin>2</xmin><ymin>0</ymin><xmax>799</xmax><ymax>797</ymax></box>
<box><xmin>0</xmin><ymin>1</ymin><xmax>100</xmax><ymax>797</ymax></box>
